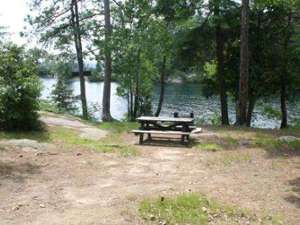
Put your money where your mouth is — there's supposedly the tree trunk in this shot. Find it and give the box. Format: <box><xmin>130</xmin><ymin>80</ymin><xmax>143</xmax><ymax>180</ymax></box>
<box><xmin>102</xmin><ymin>0</ymin><xmax>113</xmax><ymax>121</ymax></box>
<box><xmin>133</xmin><ymin>49</ymin><xmax>141</xmax><ymax>119</ymax></box>
<box><xmin>280</xmin><ymin>13</ymin><xmax>292</xmax><ymax>129</ymax></box>
<box><xmin>216</xmin><ymin>25</ymin><xmax>229</xmax><ymax>125</ymax></box>
<box><xmin>246</xmin><ymin>96</ymin><xmax>255</xmax><ymax>127</ymax></box>
<box><xmin>129</xmin><ymin>79</ymin><xmax>134</xmax><ymax>121</ymax></box>
<box><xmin>280</xmin><ymin>81</ymin><xmax>288</xmax><ymax>129</ymax></box>
<box><xmin>155</xmin><ymin>55</ymin><xmax>167</xmax><ymax>117</ymax></box>
<box><xmin>237</xmin><ymin>0</ymin><xmax>250</xmax><ymax>126</ymax></box>
<box><xmin>71</xmin><ymin>0</ymin><xmax>88</xmax><ymax>119</ymax></box>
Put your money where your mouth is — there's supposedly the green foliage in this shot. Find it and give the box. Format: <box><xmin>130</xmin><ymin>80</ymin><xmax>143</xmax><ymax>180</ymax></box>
<box><xmin>27</xmin><ymin>48</ymin><xmax>53</xmax><ymax>77</ymax></box>
<box><xmin>39</xmin><ymin>100</ymin><xmax>60</xmax><ymax>113</ymax></box>
<box><xmin>262</xmin><ymin>105</ymin><xmax>281</xmax><ymax>120</ymax></box>
<box><xmin>51</xmin><ymin>76</ymin><xmax>76</xmax><ymax>113</ymax></box>
<box><xmin>25</xmin><ymin>0</ymin><xmax>300</xmax><ymax>127</ymax></box>
<box><xmin>88</xmin><ymin>61</ymin><xmax>105</xmax><ymax>82</ymax></box>
<box><xmin>50</xmin><ymin>56</ymin><xmax>75</xmax><ymax>79</ymax></box>
<box><xmin>0</xmin><ymin>44</ymin><xmax>41</xmax><ymax>131</ymax></box>
<box><xmin>174</xmin><ymin>0</ymin><xmax>300</xmax><ymax>126</ymax></box>
<box><xmin>108</xmin><ymin>0</ymin><xmax>179</xmax><ymax>120</ymax></box>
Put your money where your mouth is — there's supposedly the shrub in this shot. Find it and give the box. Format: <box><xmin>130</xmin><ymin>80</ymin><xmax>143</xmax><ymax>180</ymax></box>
<box><xmin>0</xmin><ymin>44</ymin><xmax>41</xmax><ymax>130</ymax></box>
<box><xmin>51</xmin><ymin>75</ymin><xmax>76</xmax><ymax>113</ymax></box>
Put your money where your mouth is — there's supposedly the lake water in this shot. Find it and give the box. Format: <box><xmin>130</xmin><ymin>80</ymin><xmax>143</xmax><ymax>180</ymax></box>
<box><xmin>41</xmin><ymin>78</ymin><xmax>300</xmax><ymax>129</ymax></box>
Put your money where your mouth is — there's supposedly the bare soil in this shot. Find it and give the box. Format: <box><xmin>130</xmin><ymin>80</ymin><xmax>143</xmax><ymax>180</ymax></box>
<box><xmin>0</xmin><ymin>115</ymin><xmax>299</xmax><ymax>225</ymax></box>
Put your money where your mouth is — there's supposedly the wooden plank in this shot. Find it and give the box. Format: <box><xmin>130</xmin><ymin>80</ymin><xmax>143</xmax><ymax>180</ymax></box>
<box><xmin>132</xmin><ymin>130</ymin><xmax>190</xmax><ymax>135</ymax></box>
<box><xmin>136</xmin><ymin>116</ymin><xmax>194</xmax><ymax>123</ymax></box>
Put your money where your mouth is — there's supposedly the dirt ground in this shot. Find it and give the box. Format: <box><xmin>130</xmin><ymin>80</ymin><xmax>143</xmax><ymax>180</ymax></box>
<box><xmin>0</xmin><ymin>115</ymin><xmax>299</xmax><ymax>225</ymax></box>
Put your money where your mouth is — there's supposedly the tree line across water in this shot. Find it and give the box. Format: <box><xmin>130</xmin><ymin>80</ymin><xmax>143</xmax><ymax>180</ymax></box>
<box><xmin>0</xmin><ymin>0</ymin><xmax>300</xmax><ymax>131</ymax></box>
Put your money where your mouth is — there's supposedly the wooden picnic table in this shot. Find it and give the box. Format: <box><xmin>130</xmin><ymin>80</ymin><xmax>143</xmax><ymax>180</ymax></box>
<box><xmin>133</xmin><ymin>116</ymin><xmax>195</xmax><ymax>144</ymax></box>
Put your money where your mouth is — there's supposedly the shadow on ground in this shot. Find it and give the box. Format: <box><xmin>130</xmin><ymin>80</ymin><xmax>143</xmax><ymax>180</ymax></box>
<box><xmin>285</xmin><ymin>177</ymin><xmax>300</xmax><ymax>208</ymax></box>
<box><xmin>0</xmin><ymin>161</ymin><xmax>41</xmax><ymax>183</ymax></box>
<box><xmin>0</xmin><ymin>122</ymin><xmax>50</xmax><ymax>142</ymax></box>
<box><xmin>137</xmin><ymin>137</ymin><xmax>193</xmax><ymax>148</ymax></box>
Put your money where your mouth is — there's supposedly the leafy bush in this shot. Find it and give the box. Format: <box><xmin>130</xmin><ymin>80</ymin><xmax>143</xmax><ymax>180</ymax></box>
<box><xmin>0</xmin><ymin>44</ymin><xmax>41</xmax><ymax>130</ymax></box>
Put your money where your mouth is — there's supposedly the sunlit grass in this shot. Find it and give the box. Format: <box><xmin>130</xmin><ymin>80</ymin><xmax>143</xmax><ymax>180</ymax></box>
<box><xmin>139</xmin><ymin>193</ymin><xmax>281</xmax><ymax>225</ymax></box>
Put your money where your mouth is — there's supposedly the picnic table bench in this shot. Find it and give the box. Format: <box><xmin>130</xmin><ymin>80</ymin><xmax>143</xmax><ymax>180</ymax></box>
<box><xmin>132</xmin><ymin>116</ymin><xmax>195</xmax><ymax>144</ymax></box>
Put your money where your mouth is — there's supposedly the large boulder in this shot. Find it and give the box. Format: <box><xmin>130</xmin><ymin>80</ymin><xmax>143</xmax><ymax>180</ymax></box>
<box><xmin>279</xmin><ymin>136</ymin><xmax>300</xmax><ymax>143</ymax></box>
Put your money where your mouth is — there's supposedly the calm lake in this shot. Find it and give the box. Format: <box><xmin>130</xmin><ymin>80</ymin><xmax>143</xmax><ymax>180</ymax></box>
<box><xmin>41</xmin><ymin>78</ymin><xmax>300</xmax><ymax>129</ymax></box>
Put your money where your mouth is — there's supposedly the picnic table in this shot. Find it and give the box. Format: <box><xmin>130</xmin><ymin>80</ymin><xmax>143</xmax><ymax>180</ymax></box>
<box><xmin>132</xmin><ymin>116</ymin><xmax>195</xmax><ymax>144</ymax></box>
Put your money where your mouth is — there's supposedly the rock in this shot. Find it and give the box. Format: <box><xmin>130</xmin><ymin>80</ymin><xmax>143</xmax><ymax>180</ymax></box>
<box><xmin>150</xmin><ymin>214</ymin><xmax>156</xmax><ymax>221</ymax></box>
<box><xmin>22</xmin><ymin>147</ymin><xmax>38</xmax><ymax>152</ymax></box>
<box><xmin>279</xmin><ymin>136</ymin><xmax>300</xmax><ymax>143</ymax></box>
<box><xmin>239</xmin><ymin>139</ymin><xmax>251</xmax><ymax>146</ymax></box>
<box><xmin>39</xmin><ymin>204</ymin><xmax>46</xmax><ymax>208</ymax></box>
<box><xmin>40</xmin><ymin>115</ymin><xmax>87</xmax><ymax>129</ymax></box>
<box><xmin>202</xmin><ymin>207</ymin><xmax>207</xmax><ymax>213</ymax></box>
<box><xmin>76</xmin><ymin>153</ymin><xmax>82</xmax><ymax>156</ymax></box>
<box><xmin>1</xmin><ymin>139</ymin><xmax>39</xmax><ymax>149</ymax></box>
<box><xmin>0</xmin><ymin>139</ymin><xmax>53</xmax><ymax>152</ymax></box>
<box><xmin>12</xmin><ymin>203</ymin><xmax>23</xmax><ymax>211</ymax></box>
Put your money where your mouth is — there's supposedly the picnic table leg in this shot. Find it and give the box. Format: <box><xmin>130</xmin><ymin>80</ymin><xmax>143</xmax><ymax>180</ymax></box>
<box><xmin>181</xmin><ymin>135</ymin><xmax>185</xmax><ymax>144</ymax></box>
<box><xmin>186</xmin><ymin>135</ymin><xmax>190</xmax><ymax>145</ymax></box>
<box><xmin>139</xmin><ymin>134</ymin><xmax>144</xmax><ymax>144</ymax></box>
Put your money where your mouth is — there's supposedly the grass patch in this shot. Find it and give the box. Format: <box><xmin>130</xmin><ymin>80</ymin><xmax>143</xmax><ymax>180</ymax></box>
<box><xmin>139</xmin><ymin>193</ymin><xmax>281</xmax><ymax>225</ymax></box>
<box><xmin>222</xmin><ymin>135</ymin><xmax>240</xmax><ymax>146</ymax></box>
<box><xmin>49</xmin><ymin>126</ymin><xmax>138</xmax><ymax>157</ymax></box>
<box><xmin>221</xmin><ymin>152</ymin><xmax>252</xmax><ymax>166</ymax></box>
<box><xmin>99</xmin><ymin>121</ymin><xmax>138</xmax><ymax>134</ymax></box>
<box><xmin>253</xmin><ymin>133</ymin><xmax>300</xmax><ymax>154</ymax></box>
<box><xmin>196</xmin><ymin>143</ymin><xmax>222</xmax><ymax>152</ymax></box>
<box><xmin>195</xmin><ymin>136</ymin><xmax>240</xmax><ymax>152</ymax></box>
<box><xmin>205</xmin><ymin>152</ymin><xmax>253</xmax><ymax>167</ymax></box>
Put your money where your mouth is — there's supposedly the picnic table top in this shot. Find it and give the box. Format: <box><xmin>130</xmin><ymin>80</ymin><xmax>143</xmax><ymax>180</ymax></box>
<box><xmin>136</xmin><ymin>116</ymin><xmax>194</xmax><ymax>123</ymax></box>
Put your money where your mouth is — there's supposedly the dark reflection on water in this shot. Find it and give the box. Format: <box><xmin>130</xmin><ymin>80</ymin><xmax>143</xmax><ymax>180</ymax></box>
<box><xmin>41</xmin><ymin>78</ymin><xmax>300</xmax><ymax>128</ymax></box>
